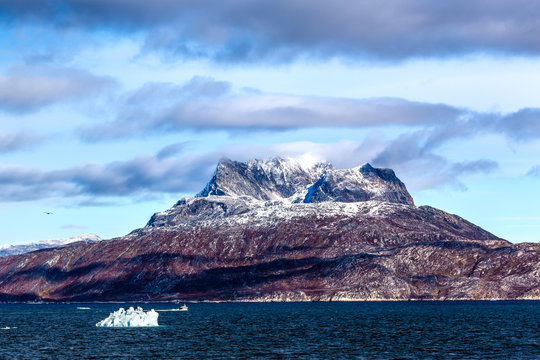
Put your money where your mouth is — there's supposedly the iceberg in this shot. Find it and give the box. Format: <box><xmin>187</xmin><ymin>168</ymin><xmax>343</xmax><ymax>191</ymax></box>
<box><xmin>96</xmin><ymin>307</ymin><xmax>159</xmax><ymax>327</ymax></box>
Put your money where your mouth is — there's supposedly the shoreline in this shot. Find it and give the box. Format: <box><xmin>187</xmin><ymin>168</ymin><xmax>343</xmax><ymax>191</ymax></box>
<box><xmin>2</xmin><ymin>297</ymin><xmax>540</xmax><ymax>304</ymax></box>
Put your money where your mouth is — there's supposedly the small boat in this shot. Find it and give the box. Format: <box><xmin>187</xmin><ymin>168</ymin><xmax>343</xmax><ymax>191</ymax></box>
<box><xmin>178</xmin><ymin>304</ymin><xmax>188</xmax><ymax>311</ymax></box>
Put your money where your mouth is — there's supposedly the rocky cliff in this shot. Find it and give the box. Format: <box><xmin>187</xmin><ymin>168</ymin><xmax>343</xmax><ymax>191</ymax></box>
<box><xmin>0</xmin><ymin>158</ymin><xmax>538</xmax><ymax>302</ymax></box>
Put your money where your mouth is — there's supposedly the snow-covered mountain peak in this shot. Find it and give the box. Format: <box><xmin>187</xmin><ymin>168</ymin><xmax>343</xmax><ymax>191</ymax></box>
<box><xmin>197</xmin><ymin>157</ymin><xmax>413</xmax><ymax>204</ymax></box>
<box><xmin>147</xmin><ymin>158</ymin><xmax>415</xmax><ymax>229</ymax></box>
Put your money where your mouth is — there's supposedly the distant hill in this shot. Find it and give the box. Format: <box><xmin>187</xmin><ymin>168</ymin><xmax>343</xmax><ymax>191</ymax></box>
<box><xmin>0</xmin><ymin>234</ymin><xmax>102</xmax><ymax>257</ymax></box>
<box><xmin>0</xmin><ymin>158</ymin><xmax>538</xmax><ymax>302</ymax></box>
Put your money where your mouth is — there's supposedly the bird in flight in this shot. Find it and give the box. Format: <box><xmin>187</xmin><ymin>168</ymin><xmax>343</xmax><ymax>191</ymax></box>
<box><xmin>43</xmin><ymin>212</ymin><xmax>53</xmax><ymax>215</ymax></box>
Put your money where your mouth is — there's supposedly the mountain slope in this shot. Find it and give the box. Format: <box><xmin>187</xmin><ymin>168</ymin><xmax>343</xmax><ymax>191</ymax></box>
<box><xmin>0</xmin><ymin>158</ymin><xmax>538</xmax><ymax>302</ymax></box>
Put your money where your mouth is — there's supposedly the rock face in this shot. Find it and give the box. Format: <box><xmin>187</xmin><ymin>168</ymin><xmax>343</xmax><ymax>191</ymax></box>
<box><xmin>0</xmin><ymin>157</ymin><xmax>539</xmax><ymax>302</ymax></box>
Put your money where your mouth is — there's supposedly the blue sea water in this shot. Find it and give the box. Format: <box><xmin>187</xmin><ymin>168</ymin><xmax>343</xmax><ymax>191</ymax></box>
<box><xmin>0</xmin><ymin>301</ymin><xmax>538</xmax><ymax>359</ymax></box>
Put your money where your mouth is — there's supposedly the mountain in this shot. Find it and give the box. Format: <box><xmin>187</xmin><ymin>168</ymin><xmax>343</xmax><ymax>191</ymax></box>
<box><xmin>0</xmin><ymin>158</ymin><xmax>538</xmax><ymax>302</ymax></box>
<box><xmin>196</xmin><ymin>158</ymin><xmax>414</xmax><ymax>204</ymax></box>
<box><xmin>0</xmin><ymin>234</ymin><xmax>102</xmax><ymax>257</ymax></box>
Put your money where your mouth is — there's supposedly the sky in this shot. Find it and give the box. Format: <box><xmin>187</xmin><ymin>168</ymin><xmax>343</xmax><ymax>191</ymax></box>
<box><xmin>1</xmin><ymin>0</ymin><xmax>540</xmax><ymax>245</ymax></box>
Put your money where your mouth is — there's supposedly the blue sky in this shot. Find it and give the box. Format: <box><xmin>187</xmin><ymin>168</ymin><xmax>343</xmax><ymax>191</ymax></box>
<box><xmin>1</xmin><ymin>0</ymin><xmax>540</xmax><ymax>245</ymax></box>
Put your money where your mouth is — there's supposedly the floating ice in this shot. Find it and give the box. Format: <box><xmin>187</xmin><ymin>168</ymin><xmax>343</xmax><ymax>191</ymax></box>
<box><xmin>95</xmin><ymin>307</ymin><xmax>159</xmax><ymax>327</ymax></box>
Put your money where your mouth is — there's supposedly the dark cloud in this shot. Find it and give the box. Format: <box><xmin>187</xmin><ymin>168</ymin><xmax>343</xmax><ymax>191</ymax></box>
<box><xmin>55</xmin><ymin>156</ymin><xmax>206</xmax><ymax>196</ymax></box>
<box><xmin>156</xmin><ymin>141</ymin><xmax>192</xmax><ymax>159</ymax></box>
<box><xmin>0</xmin><ymin>63</ymin><xmax>116</xmax><ymax>113</ymax></box>
<box><xmin>0</xmin><ymin>131</ymin><xmax>46</xmax><ymax>153</ymax></box>
<box><xmin>2</xmin><ymin>0</ymin><xmax>540</xmax><ymax>62</ymax></box>
<box><xmin>0</xmin><ymin>152</ymin><xmax>218</xmax><ymax>202</ymax></box>
<box><xmin>372</xmin><ymin>132</ymin><xmax>430</xmax><ymax>166</ymax></box>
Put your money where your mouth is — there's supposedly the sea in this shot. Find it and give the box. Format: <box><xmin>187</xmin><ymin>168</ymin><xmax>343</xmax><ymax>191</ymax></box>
<box><xmin>0</xmin><ymin>301</ymin><xmax>538</xmax><ymax>359</ymax></box>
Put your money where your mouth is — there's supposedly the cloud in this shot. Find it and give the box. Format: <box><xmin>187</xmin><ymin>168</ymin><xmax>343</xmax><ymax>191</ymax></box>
<box><xmin>371</xmin><ymin>131</ymin><xmax>499</xmax><ymax>191</ymax></box>
<box><xmin>0</xmin><ymin>131</ymin><xmax>46</xmax><ymax>153</ymax></box>
<box><xmin>0</xmin><ymin>146</ymin><xmax>219</xmax><ymax>202</ymax></box>
<box><xmin>79</xmin><ymin>76</ymin><xmax>466</xmax><ymax>141</ymax></box>
<box><xmin>156</xmin><ymin>141</ymin><xmax>193</xmax><ymax>159</ymax></box>
<box><xmin>495</xmin><ymin>108</ymin><xmax>540</xmax><ymax>141</ymax></box>
<box><xmin>76</xmin><ymin>76</ymin><xmax>540</xmax><ymax>154</ymax></box>
<box><xmin>451</xmin><ymin>160</ymin><xmax>499</xmax><ymax>175</ymax></box>
<box><xmin>71</xmin><ymin>77</ymin><xmax>540</xmax><ymax>181</ymax></box>
<box><xmin>0</xmin><ymin>137</ymin><xmax>501</xmax><ymax>203</ymax></box>
<box><xmin>3</xmin><ymin>1</ymin><xmax>540</xmax><ymax>62</ymax></box>
<box><xmin>72</xmin><ymin>76</ymin><xmax>540</xmax><ymax>172</ymax></box>
<box><xmin>0</xmin><ymin>63</ymin><xmax>117</xmax><ymax>113</ymax></box>
<box><xmin>526</xmin><ymin>165</ymin><xmax>540</xmax><ymax>177</ymax></box>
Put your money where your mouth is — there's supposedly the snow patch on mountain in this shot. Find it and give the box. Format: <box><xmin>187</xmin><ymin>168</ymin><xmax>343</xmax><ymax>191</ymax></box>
<box><xmin>145</xmin><ymin>194</ymin><xmax>409</xmax><ymax>231</ymax></box>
